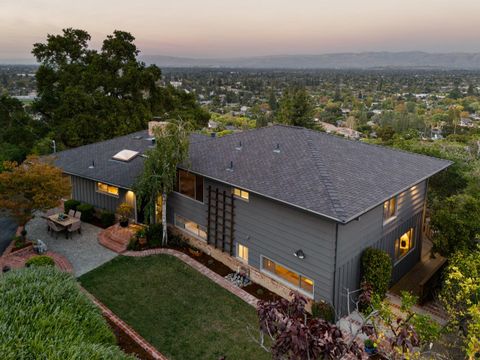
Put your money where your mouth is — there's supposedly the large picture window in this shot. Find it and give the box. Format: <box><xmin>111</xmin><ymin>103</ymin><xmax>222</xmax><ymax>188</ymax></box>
<box><xmin>394</xmin><ymin>228</ymin><xmax>415</xmax><ymax>262</ymax></box>
<box><xmin>261</xmin><ymin>256</ymin><xmax>314</xmax><ymax>295</ymax></box>
<box><xmin>383</xmin><ymin>196</ymin><xmax>397</xmax><ymax>223</ymax></box>
<box><xmin>175</xmin><ymin>214</ymin><xmax>207</xmax><ymax>240</ymax></box>
<box><xmin>97</xmin><ymin>182</ymin><xmax>119</xmax><ymax>196</ymax></box>
<box><xmin>175</xmin><ymin>169</ymin><xmax>204</xmax><ymax>202</ymax></box>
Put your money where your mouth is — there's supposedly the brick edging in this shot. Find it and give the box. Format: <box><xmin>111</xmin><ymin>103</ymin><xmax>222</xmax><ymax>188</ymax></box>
<box><xmin>81</xmin><ymin>287</ymin><xmax>168</xmax><ymax>360</ymax></box>
<box><xmin>123</xmin><ymin>248</ymin><xmax>259</xmax><ymax>307</ymax></box>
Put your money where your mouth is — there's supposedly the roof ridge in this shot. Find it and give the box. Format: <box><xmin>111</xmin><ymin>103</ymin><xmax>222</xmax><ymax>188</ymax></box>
<box><xmin>303</xmin><ymin>129</ymin><xmax>347</xmax><ymax>221</ymax></box>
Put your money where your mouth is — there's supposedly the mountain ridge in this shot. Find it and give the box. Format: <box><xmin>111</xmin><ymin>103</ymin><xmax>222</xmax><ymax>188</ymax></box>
<box><xmin>141</xmin><ymin>51</ymin><xmax>480</xmax><ymax>69</ymax></box>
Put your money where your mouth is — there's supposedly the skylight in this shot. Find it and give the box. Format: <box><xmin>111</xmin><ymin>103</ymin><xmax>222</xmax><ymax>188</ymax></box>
<box><xmin>112</xmin><ymin>149</ymin><xmax>139</xmax><ymax>162</ymax></box>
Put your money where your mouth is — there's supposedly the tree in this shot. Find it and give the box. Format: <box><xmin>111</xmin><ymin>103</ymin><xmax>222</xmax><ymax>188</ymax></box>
<box><xmin>0</xmin><ymin>156</ymin><xmax>70</xmax><ymax>225</ymax></box>
<box><xmin>256</xmin><ymin>291</ymin><xmax>363</xmax><ymax>359</ymax></box>
<box><xmin>440</xmin><ymin>246</ymin><xmax>480</xmax><ymax>359</ymax></box>
<box><xmin>276</xmin><ymin>88</ymin><xmax>315</xmax><ymax>128</ymax></box>
<box><xmin>133</xmin><ymin>121</ymin><xmax>190</xmax><ymax>245</ymax></box>
<box><xmin>32</xmin><ymin>29</ymin><xmax>208</xmax><ymax>148</ymax></box>
<box><xmin>430</xmin><ymin>194</ymin><xmax>480</xmax><ymax>256</ymax></box>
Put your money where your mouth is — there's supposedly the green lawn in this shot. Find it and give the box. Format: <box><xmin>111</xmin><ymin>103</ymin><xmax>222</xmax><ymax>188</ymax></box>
<box><xmin>79</xmin><ymin>255</ymin><xmax>269</xmax><ymax>360</ymax></box>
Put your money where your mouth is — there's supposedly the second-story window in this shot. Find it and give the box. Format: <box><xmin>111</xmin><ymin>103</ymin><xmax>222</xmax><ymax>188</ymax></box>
<box><xmin>383</xmin><ymin>196</ymin><xmax>397</xmax><ymax>223</ymax></box>
<box><xmin>176</xmin><ymin>169</ymin><xmax>204</xmax><ymax>202</ymax></box>
<box><xmin>233</xmin><ymin>187</ymin><xmax>249</xmax><ymax>201</ymax></box>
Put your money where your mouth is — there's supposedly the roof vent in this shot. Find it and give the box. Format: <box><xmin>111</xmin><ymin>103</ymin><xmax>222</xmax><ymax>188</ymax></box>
<box><xmin>132</xmin><ymin>135</ymin><xmax>143</xmax><ymax>140</ymax></box>
<box><xmin>236</xmin><ymin>141</ymin><xmax>242</xmax><ymax>151</ymax></box>
<box><xmin>226</xmin><ymin>161</ymin><xmax>234</xmax><ymax>172</ymax></box>
<box><xmin>146</xmin><ymin>137</ymin><xmax>156</xmax><ymax>146</ymax></box>
<box><xmin>88</xmin><ymin>160</ymin><xmax>95</xmax><ymax>169</ymax></box>
<box><xmin>274</xmin><ymin>143</ymin><xmax>281</xmax><ymax>153</ymax></box>
<box><xmin>112</xmin><ymin>149</ymin><xmax>139</xmax><ymax>162</ymax></box>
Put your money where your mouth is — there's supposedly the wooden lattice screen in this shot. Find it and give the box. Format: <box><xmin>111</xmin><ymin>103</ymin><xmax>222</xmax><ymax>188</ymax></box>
<box><xmin>206</xmin><ymin>185</ymin><xmax>235</xmax><ymax>255</ymax></box>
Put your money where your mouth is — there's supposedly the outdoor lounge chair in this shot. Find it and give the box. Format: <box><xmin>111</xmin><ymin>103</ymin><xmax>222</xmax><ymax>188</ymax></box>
<box><xmin>67</xmin><ymin>221</ymin><xmax>81</xmax><ymax>238</ymax></box>
<box><xmin>68</xmin><ymin>209</ymin><xmax>76</xmax><ymax>217</ymax></box>
<box><xmin>74</xmin><ymin>211</ymin><xmax>82</xmax><ymax>219</ymax></box>
<box><xmin>48</xmin><ymin>220</ymin><xmax>65</xmax><ymax>238</ymax></box>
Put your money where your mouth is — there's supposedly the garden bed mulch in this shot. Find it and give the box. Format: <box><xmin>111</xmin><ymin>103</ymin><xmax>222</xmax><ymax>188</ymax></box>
<box><xmin>106</xmin><ymin>317</ymin><xmax>155</xmax><ymax>360</ymax></box>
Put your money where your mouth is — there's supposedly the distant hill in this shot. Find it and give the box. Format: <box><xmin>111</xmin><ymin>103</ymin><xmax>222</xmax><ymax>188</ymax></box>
<box><xmin>141</xmin><ymin>52</ymin><xmax>480</xmax><ymax>69</ymax></box>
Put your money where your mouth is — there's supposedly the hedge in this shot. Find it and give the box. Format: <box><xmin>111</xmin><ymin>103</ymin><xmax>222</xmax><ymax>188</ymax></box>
<box><xmin>0</xmin><ymin>267</ymin><xmax>133</xmax><ymax>360</ymax></box>
<box><xmin>100</xmin><ymin>211</ymin><xmax>116</xmax><ymax>228</ymax></box>
<box><xmin>25</xmin><ymin>255</ymin><xmax>55</xmax><ymax>267</ymax></box>
<box><xmin>361</xmin><ymin>247</ymin><xmax>393</xmax><ymax>298</ymax></box>
<box><xmin>76</xmin><ymin>203</ymin><xmax>95</xmax><ymax>223</ymax></box>
<box><xmin>64</xmin><ymin>199</ymin><xmax>81</xmax><ymax>214</ymax></box>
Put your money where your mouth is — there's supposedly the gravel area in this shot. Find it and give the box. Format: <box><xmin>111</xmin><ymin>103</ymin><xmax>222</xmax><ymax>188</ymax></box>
<box><xmin>25</xmin><ymin>211</ymin><xmax>117</xmax><ymax>277</ymax></box>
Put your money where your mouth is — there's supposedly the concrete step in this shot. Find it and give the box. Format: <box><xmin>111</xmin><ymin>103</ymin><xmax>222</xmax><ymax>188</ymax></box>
<box><xmin>98</xmin><ymin>232</ymin><xmax>128</xmax><ymax>253</ymax></box>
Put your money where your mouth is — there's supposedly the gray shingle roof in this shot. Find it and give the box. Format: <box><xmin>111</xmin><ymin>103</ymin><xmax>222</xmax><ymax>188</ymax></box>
<box><xmin>54</xmin><ymin>125</ymin><xmax>451</xmax><ymax>223</ymax></box>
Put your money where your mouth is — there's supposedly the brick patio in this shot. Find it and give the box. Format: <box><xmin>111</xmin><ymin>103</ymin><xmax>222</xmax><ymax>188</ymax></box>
<box><xmin>0</xmin><ymin>244</ymin><xmax>73</xmax><ymax>273</ymax></box>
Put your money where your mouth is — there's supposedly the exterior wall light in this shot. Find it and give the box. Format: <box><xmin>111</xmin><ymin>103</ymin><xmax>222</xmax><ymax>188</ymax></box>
<box><xmin>294</xmin><ymin>250</ymin><xmax>305</xmax><ymax>259</ymax></box>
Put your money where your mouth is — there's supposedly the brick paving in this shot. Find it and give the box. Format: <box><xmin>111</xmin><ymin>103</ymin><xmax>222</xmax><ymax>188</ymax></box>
<box><xmin>123</xmin><ymin>248</ymin><xmax>259</xmax><ymax>307</ymax></box>
<box><xmin>0</xmin><ymin>244</ymin><xmax>73</xmax><ymax>273</ymax></box>
<box><xmin>81</xmin><ymin>287</ymin><xmax>168</xmax><ymax>360</ymax></box>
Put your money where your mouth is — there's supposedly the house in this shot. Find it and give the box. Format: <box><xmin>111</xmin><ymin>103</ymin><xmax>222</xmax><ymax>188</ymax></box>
<box><xmin>53</xmin><ymin>124</ymin><xmax>451</xmax><ymax>315</ymax></box>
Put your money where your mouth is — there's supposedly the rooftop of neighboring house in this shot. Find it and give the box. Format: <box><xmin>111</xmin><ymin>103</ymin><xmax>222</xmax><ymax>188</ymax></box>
<box><xmin>54</xmin><ymin>124</ymin><xmax>451</xmax><ymax>223</ymax></box>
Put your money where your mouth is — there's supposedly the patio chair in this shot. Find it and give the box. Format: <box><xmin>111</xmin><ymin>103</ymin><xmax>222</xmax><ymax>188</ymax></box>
<box><xmin>67</xmin><ymin>221</ymin><xmax>82</xmax><ymax>238</ymax></box>
<box><xmin>48</xmin><ymin>220</ymin><xmax>65</xmax><ymax>238</ymax></box>
<box><xmin>68</xmin><ymin>209</ymin><xmax>76</xmax><ymax>217</ymax></box>
<box><xmin>74</xmin><ymin>211</ymin><xmax>82</xmax><ymax>219</ymax></box>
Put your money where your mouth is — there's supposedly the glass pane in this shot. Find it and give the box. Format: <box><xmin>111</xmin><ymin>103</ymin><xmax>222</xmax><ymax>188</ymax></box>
<box><xmin>179</xmin><ymin>170</ymin><xmax>195</xmax><ymax>198</ymax></box>
<box><xmin>195</xmin><ymin>175</ymin><xmax>204</xmax><ymax>202</ymax></box>
<box><xmin>262</xmin><ymin>257</ymin><xmax>275</xmax><ymax>272</ymax></box>
<box><xmin>275</xmin><ymin>263</ymin><xmax>300</xmax><ymax>287</ymax></box>
<box><xmin>300</xmin><ymin>277</ymin><xmax>314</xmax><ymax>293</ymax></box>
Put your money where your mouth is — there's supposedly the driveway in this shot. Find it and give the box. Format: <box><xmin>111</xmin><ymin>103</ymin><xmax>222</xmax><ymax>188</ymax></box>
<box><xmin>0</xmin><ymin>216</ymin><xmax>17</xmax><ymax>255</ymax></box>
<box><xmin>25</xmin><ymin>212</ymin><xmax>117</xmax><ymax>277</ymax></box>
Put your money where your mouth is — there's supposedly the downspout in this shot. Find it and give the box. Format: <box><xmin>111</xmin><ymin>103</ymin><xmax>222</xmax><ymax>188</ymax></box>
<box><xmin>332</xmin><ymin>222</ymin><xmax>339</xmax><ymax>320</ymax></box>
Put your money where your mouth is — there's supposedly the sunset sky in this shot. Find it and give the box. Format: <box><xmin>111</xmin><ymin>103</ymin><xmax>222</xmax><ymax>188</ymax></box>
<box><xmin>1</xmin><ymin>0</ymin><xmax>480</xmax><ymax>61</ymax></box>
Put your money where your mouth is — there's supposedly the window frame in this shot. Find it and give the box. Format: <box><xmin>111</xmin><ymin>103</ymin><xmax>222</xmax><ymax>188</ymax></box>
<box><xmin>260</xmin><ymin>255</ymin><xmax>314</xmax><ymax>298</ymax></box>
<box><xmin>394</xmin><ymin>227</ymin><xmax>416</xmax><ymax>264</ymax></box>
<box><xmin>383</xmin><ymin>196</ymin><xmax>398</xmax><ymax>225</ymax></box>
<box><xmin>233</xmin><ymin>187</ymin><xmax>249</xmax><ymax>202</ymax></box>
<box><xmin>236</xmin><ymin>243</ymin><xmax>249</xmax><ymax>263</ymax></box>
<box><xmin>175</xmin><ymin>169</ymin><xmax>204</xmax><ymax>203</ymax></box>
<box><xmin>174</xmin><ymin>214</ymin><xmax>207</xmax><ymax>241</ymax></box>
<box><xmin>96</xmin><ymin>182</ymin><xmax>119</xmax><ymax>197</ymax></box>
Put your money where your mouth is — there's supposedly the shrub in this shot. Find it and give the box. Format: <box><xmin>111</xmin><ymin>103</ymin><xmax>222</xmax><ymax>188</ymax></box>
<box><xmin>64</xmin><ymin>199</ymin><xmax>81</xmax><ymax>214</ymax></box>
<box><xmin>25</xmin><ymin>255</ymin><xmax>55</xmax><ymax>267</ymax></box>
<box><xmin>76</xmin><ymin>203</ymin><xmax>95</xmax><ymax>223</ymax></box>
<box><xmin>127</xmin><ymin>237</ymin><xmax>140</xmax><ymax>251</ymax></box>
<box><xmin>146</xmin><ymin>223</ymin><xmax>163</xmax><ymax>248</ymax></box>
<box><xmin>311</xmin><ymin>301</ymin><xmax>335</xmax><ymax>323</ymax></box>
<box><xmin>100</xmin><ymin>211</ymin><xmax>116</xmax><ymax>228</ymax></box>
<box><xmin>361</xmin><ymin>247</ymin><xmax>392</xmax><ymax>298</ymax></box>
<box><xmin>168</xmin><ymin>231</ymin><xmax>188</xmax><ymax>249</ymax></box>
<box><xmin>13</xmin><ymin>236</ymin><xmax>25</xmax><ymax>249</ymax></box>
<box><xmin>116</xmin><ymin>202</ymin><xmax>133</xmax><ymax>222</ymax></box>
<box><xmin>0</xmin><ymin>267</ymin><xmax>133</xmax><ymax>359</ymax></box>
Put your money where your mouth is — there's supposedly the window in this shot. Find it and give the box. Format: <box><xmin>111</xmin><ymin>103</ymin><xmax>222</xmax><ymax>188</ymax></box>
<box><xmin>237</xmin><ymin>243</ymin><xmax>249</xmax><ymax>263</ymax></box>
<box><xmin>233</xmin><ymin>188</ymin><xmax>249</xmax><ymax>201</ymax></box>
<box><xmin>175</xmin><ymin>169</ymin><xmax>204</xmax><ymax>202</ymax></box>
<box><xmin>394</xmin><ymin>228</ymin><xmax>415</xmax><ymax>262</ymax></box>
<box><xmin>175</xmin><ymin>214</ymin><xmax>207</xmax><ymax>240</ymax></box>
<box><xmin>97</xmin><ymin>182</ymin><xmax>119</xmax><ymax>196</ymax></box>
<box><xmin>261</xmin><ymin>256</ymin><xmax>314</xmax><ymax>295</ymax></box>
<box><xmin>383</xmin><ymin>196</ymin><xmax>397</xmax><ymax>223</ymax></box>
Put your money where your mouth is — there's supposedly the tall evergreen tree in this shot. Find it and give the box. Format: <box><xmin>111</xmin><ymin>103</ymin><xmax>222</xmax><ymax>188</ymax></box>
<box><xmin>276</xmin><ymin>88</ymin><xmax>314</xmax><ymax>128</ymax></box>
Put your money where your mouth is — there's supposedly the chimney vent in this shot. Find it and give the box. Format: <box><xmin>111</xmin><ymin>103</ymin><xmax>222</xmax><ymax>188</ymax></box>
<box><xmin>274</xmin><ymin>143</ymin><xmax>281</xmax><ymax>153</ymax></box>
<box><xmin>226</xmin><ymin>161</ymin><xmax>234</xmax><ymax>172</ymax></box>
<box><xmin>88</xmin><ymin>160</ymin><xmax>95</xmax><ymax>169</ymax></box>
<box><xmin>236</xmin><ymin>141</ymin><xmax>242</xmax><ymax>150</ymax></box>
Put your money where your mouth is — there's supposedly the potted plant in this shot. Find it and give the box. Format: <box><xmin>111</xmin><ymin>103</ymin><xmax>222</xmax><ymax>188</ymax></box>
<box><xmin>117</xmin><ymin>202</ymin><xmax>133</xmax><ymax>227</ymax></box>
<box><xmin>136</xmin><ymin>228</ymin><xmax>147</xmax><ymax>246</ymax></box>
<box><xmin>364</xmin><ymin>338</ymin><xmax>378</xmax><ymax>355</ymax></box>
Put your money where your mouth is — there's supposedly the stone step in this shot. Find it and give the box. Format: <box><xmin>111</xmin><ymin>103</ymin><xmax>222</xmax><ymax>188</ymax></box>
<box><xmin>98</xmin><ymin>232</ymin><xmax>127</xmax><ymax>253</ymax></box>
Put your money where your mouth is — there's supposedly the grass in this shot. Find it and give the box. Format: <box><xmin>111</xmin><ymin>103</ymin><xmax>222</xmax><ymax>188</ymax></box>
<box><xmin>79</xmin><ymin>255</ymin><xmax>270</xmax><ymax>360</ymax></box>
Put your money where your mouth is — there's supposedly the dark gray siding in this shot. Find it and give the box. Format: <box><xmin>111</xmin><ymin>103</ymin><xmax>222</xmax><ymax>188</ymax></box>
<box><xmin>71</xmin><ymin>175</ymin><xmax>132</xmax><ymax>214</ymax></box>
<box><xmin>167</xmin><ymin>177</ymin><xmax>337</xmax><ymax>303</ymax></box>
<box><xmin>334</xmin><ymin>181</ymin><xmax>426</xmax><ymax>315</ymax></box>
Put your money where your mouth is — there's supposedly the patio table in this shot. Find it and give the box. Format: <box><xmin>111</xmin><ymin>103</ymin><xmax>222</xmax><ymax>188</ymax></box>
<box><xmin>48</xmin><ymin>213</ymin><xmax>81</xmax><ymax>228</ymax></box>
